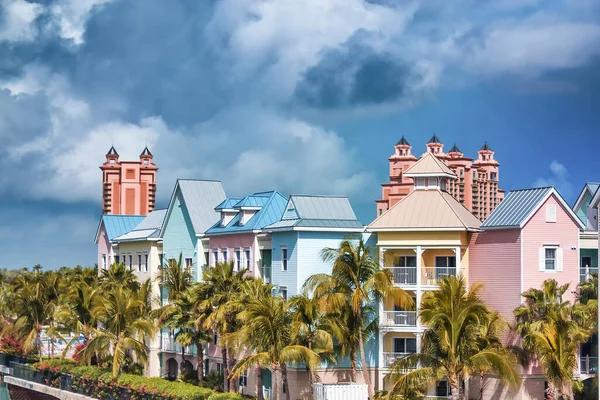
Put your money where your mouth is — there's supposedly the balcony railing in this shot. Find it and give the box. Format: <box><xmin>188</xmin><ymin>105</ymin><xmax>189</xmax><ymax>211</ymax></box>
<box><xmin>422</xmin><ymin>267</ymin><xmax>456</xmax><ymax>286</ymax></box>
<box><xmin>161</xmin><ymin>336</ymin><xmax>197</xmax><ymax>355</ymax></box>
<box><xmin>580</xmin><ymin>355</ymin><xmax>598</xmax><ymax>374</ymax></box>
<box><xmin>383</xmin><ymin>352</ymin><xmax>414</xmax><ymax>367</ymax></box>
<box><xmin>580</xmin><ymin>267</ymin><xmax>598</xmax><ymax>283</ymax></box>
<box><xmin>261</xmin><ymin>265</ymin><xmax>272</xmax><ymax>284</ymax></box>
<box><xmin>381</xmin><ymin>311</ymin><xmax>417</xmax><ymax>327</ymax></box>
<box><xmin>386</xmin><ymin>267</ymin><xmax>457</xmax><ymax>286</ymax></box>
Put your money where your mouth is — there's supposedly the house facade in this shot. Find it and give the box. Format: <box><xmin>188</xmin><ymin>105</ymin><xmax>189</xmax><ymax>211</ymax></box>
<box><xmin>470</xmin><ymin>187</ymin><xmax>585</xmax><ymax>399</ymax></box>
<box><xmin>95</xmin><ymin>215</ymin><xmax>145</xmax><ymax>270</ymax></box>
<box><xmin>368</xmin><ymin>152</ymin><xmax>481</xmax><ymax>397</ymax></box>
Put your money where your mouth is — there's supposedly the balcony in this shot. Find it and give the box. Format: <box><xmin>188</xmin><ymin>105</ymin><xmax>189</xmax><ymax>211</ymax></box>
<box><xmin>387</xmin><ymin>267</ymin><xmax>457</xmax><ymax>287</ymax></box>
<box><xmin>580</xmin><ymin>356</ymin><xmax>598</xmax><ymax>375</ymax></box>
<box><xmin>381</xmin><ymin>311</ymin><xmax>417</xmax><ymax>328</ymax></box>
<box><xmin>383</xmin><ymin>352</ymin><xmax>414</xmax><ymax>368</ymax></box>
<box><xmin>161</xmin><ymin>336</ymin><xmax>197</xmax><ymax>355</ymax></box>
<box><xmin>261</xmin><ymin>265</ymin><xmax>272</xmax><ymax>284</ymax></box>
<box><xmin>580</xmin><ymin>267</ymin><xmax>598</xmax><ymax>283</ymax></box>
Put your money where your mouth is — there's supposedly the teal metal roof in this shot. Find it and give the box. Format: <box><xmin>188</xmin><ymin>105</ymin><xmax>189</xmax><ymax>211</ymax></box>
<box><xmin>215</xmin><ymin>197</ymin><xmax>243</xmax><ymax>210</ymax></box>
<box><xmin>98</xmin><ymin>215</ymin><xmax>145</xmax><ymax>241</ymax></box>
<box><xmin>205</xmin><ymin>191</ymin><xmax>287</xmax><ymax>235</ymax></box>
<box><xmin>112</xmin><ymin>209</ymin><xmax>167</xmax><ymax>242</ymax></box>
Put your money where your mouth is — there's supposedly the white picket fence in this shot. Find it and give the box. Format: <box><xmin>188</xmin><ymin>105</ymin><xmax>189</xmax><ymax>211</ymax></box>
<box><xmin>313</xmin><ymin>383</ymin><xmax>368</xmax><ymax>400</ymax></box>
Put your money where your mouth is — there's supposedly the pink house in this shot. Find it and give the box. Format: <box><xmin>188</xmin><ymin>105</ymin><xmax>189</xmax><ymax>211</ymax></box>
<box><xmin>470</xmin><ymin>187</ymin><xmax>585</xmax><ymax>399</ymax></box>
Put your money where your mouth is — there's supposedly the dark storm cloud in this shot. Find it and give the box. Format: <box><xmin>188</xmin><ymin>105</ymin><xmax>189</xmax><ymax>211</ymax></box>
<box><xmin>0</xmin><ymin>88</ymin><xmax>51</xmax><ymax>145</ymax></box>
<box><xmin>294</xmin><ymin>38</ymin><xmax>418</xmax><ymax>109</ymax></box>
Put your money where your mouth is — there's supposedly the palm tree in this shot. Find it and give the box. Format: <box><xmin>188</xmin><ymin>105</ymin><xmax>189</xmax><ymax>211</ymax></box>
<box><xmin>10</xmin><ymin>275</ymin><xmax>54</xmax><ymax>361</ymax></box>
<box><xmin>196</xmin><ymin>262</ymin><xmax>249</xmax><ymax>392</ymax></box>
<box><xmin>304</xmin><ymin>238</ymin><xmax>412</xmax><ymax>396</ymax></box>
<box><xmin>386</xmin><ymin>275</ymin><xmax>519</xmax><ymax>400</ymax></box>
<box><xmin>157</xmin><ymin>254</ymin><xmax>193</xmax><ymax>303</ymax></box>
<box><xmin>229</xmin><ymin>291</ymin><xmax>320</xmax><ymax>400</ymax></box>
<box><xmin>515</xmin><ymin>279</ymin><xmax>595</xmax><ymax>399</ymax></box>
<box><xmin>288</xmin><ymin>293</ymin><xmax>338</xmax><ymax>393</ymax></box>
<box><xmin>82</xmin><ymin>286</ymin><xmax>157</xmax><ymax>378</ymax></box>
<box><xmin>100</xmin><ymin>262</ymin><xmax>139</xmax><ymax>291</ymax></box>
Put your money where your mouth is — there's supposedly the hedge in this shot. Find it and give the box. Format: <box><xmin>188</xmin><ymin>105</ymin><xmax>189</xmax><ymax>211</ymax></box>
<box><xmin>32</xmin><ymin>360</ymin><xmax>217</xmax><ymax>400</ymax></box>
<box><xmin>207</xmin><ymin>394</ymin><xmax>245</xmax><ymax>400</ymax></box>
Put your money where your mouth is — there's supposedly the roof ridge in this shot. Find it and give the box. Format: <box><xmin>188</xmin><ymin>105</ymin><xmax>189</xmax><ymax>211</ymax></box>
<box><xmin>290</xmin><ymin>194</ymin><xmax>348</xmax><ymax>199</ymax></box>
<box><xmin>177</xmin><ymin>178</ymin><xmax>223</xmax><ymax>183</ymax></box>
<box><xmin>368</xmin><ymin>189</ymin><xmax>420</xmax><ymax>226</ymax></box>
<box><xmin>506</xmin><ymin>186</ymin><xmax>554</xmax><ymax>193</ymax></box>
<box><xmin>439</xmin><ymin>190</ymin><xmax>473</xmax><ymax>227</ymax></box>
<box><xmin>254</xmin><ymin>191</ymin><xmax>286</xmax><ymax>228</ymax></box>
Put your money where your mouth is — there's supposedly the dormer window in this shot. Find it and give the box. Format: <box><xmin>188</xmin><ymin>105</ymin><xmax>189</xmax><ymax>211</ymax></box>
<box><xmin>221</xmin><ymin>210</ymin><xmax>237</xmax><ymax>226</ymax></box>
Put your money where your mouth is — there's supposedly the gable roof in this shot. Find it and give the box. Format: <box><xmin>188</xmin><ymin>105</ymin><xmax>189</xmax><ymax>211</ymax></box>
<box><xmin>94</xmin><ymin>215</ymin><xmax>145</xmax><ymax>243</ymax></box>
<box><xmin>215</xmin><ymin>197</ymin><xmax>244</xmax><ymax>210</ymax></box>
<box><xmin>263</xmin><ymin>195</ymin><xmax>364</xmax><ymax>231</ymax></box>
<box><xmin>367</xmin><ymin>189</ymin><xmax>481</xmax><ymax>231</ymax></box>
<box><xmin>160</xmin><ymin>179</ymin><xmax>227</xmax><ymax>237</ymax></box>
<box><xmin>573</xmin><ymin>182</ymin><xmax>600</xmax><ymax>212</ymax></box>
<box><xmin>591</xmin><ymin>186</ymin><xmax>600</xmax><ymax>209</ymax></box>
<box><xmin>481</xmin><ymin>186</ymin><xmax>585</xmax><ymax>230</ymax></box>
<box><xmin>205</xmin><ymin>191</ymin><xmax>288</xmax><ymax>235</ymax></box>
<box><xmin>404</xmin><ymin>152</ymin><xmax>456</xmax><ymax>178</ymax></box>
<box><xmin>112</xmin><ymin>209</ymin><xmax>167</xmax><ymax>242</ymax></box>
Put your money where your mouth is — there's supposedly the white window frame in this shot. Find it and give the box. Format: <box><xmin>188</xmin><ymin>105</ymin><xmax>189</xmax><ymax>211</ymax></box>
<box><xmin>213</xmin><ymin>249</ymin><xmax>219</xmax><ymax>266</ymax></box>
<box><xmin>128</xmin><ymin>253</ymin><xmax>133</xmax><ymax>270</ymax></box>
<box><xmin>222</xmin><ymin>248</ymin><xmax>228</xmax><ymax>264</ymax></box>
<box><xmin>281</xmin><ymin>247</ymin><xmax>288</xmax><ymax>271</ymax></box>
<box><xmin>144</xmin><ymin>253</ymin><xmax>149</xmax><ymax>272</ymax></box>
<box><xmin>244</xmin><ymin>248</ymin><xmax>251</xmax><ymax>270</ymax></box>
<box><xmin>415</xmin><ymin>178</ymin><xmax>425</xmax><ymax>188</ymax></box>
<box><xmin>280</xmin><ymin>286</ymin><xmax>288</xmax><ymax>300</ymax></box>
<box><xmin>539</xmin><ymin>245</ymin><xmax>563</xmax><ymax>272</ymax></box>
<box><xmin>239</xmin><ymin>370</ymin><xmax>248</xmax><ymax>388</ymax></box>
<box><xmin>102</xmin><ymin>254</ymin><xmax>107</xmax><ymax>270</ymax></box>
<box><xmin>185</xmin><ymin>257</ymin><xmax>193</xmax><ymax>271</ymax></box>
<box><xmin>235</xmin><ymin>249</ymin><xmax>241</xmax><ymax>271</ymax></box>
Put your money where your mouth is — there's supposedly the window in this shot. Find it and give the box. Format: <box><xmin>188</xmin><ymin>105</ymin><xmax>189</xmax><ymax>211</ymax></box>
<box><xmin>491</xmin><ymin>172</ymin><xmax>497</xmax><ymax>180</ymax></box>
<box><xmin>238</xmin><ymin>370</ymin><xmax>248</xmax><ymax>388</ymax></box>
<box><xmin>213</xmin><ymin>331</ymin><xmax>219</xmax><ymax>345</ymax></box>
<box><xmin>546</xmin><ymin>205</ymin><xmax>557</xmax><ymax>223</ymax></box>
<box><xmin>137</xmin><ymin>253</ymin><xmax>142</xmax><ymax>272</ymax></box>
<box><xmin>115</xmin><ymin>255</ymin><xmax>120</xmax><ymax>265</ymax></box>
<box><xmin>185</xmin><ymin>257</ymin><xmax>193</xmax><ymax>271</ymax></box>
<box><xmin>128</xmin><ymin>254</ymin><xmax>133</xmax><ymax>270</ymax></box>
<box><xmin>415</xmin><ymin>178</ymin><xmax>425</xmax><ymax>188</ymax></box>
<box><xmin>393</xmin><ymin>338</ymin><xmax>416</xmax><ymax>354</ymax></box>
<box><xmin>102</xmin><ymin>254</ymin><xmax>107</xmax><ymax>270</ymax></box>
<box><xmin>235</xmin><ymin>249</ymin><xmax>241</xmax><ymax>271</ymax></box>
<box><xmin>436</xmin><ymin>381</ymin><xmax>451</xmax><ymax>397</ymax></box>
<box><xmin>427</xmin><ymin>178</ymin><xmax>438</xmax><ymax>188</ymax></box>
<box><xmin>213</xmin><ymin>249</ymin><xmax>219</xmax><ymax>265</ymax></box>
<box><xmin>204</xmin><ymin>252</ymin><xmax>209</xmax><ymax>268</ymax></box>
<box><xmin>545</xmin><ymin>248</ymin><xmax>556</xmax><ymax>270</ymax></box>
<box><xmin>144</xmin><ymin>254</ymin><xmax>149</xmax><ymax>272</ymax></box>
<box><xmin>216</xmin><ymin>363</ymin><xmax>223</xmax><ymax>373</ymax></box>
<box><xmin>245</xmin><ymin>249</ymin><xmax>251</xmax><ymax>270</ymax></box>
<box><xmin>540</xmin><ymin>246</ymin><xmax>562</xmax><ymax>272</ymax></box>
<box><xmin>222</xmin><ymin>249</ymin><xmax>228</xmax><ymax>263</ymax></box>
<box><xmin>282</xmin><ymin>247</ymin><xmax>288</xmax><ymax>271</ymax></box>
<box><xmin>280</xmin><ymin>287</ymin><xmax>288</xmax><ymax>300</ymax></box>
<box><xmin>379</xmin><ymin>209</ymin><xmax>383</xmax><ymax>216</ymax></box>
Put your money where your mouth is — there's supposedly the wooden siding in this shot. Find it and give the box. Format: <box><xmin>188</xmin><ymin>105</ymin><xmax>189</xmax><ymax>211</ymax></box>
<box><xmin>270</xmin><ymin>231</ymin><xmax>299</xmax><ymax>295</ymax></box>
<box><xmin>377</xmin><ymin>231</ymin><xmax>468</xmax><ymax>247</ymax></box>
<box><xmin>522</xmin><ymin>195</ymin><xmax>580</xmax><ymax>303</ymax></box>
<box><xmin>469</xmin><ymin>230</ymin><xmax>521</xmax><ymax>323</ymax></box>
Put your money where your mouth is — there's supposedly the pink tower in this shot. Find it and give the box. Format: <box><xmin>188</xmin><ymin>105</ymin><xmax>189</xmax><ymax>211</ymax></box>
<box><xmin>100</xmin><ymin>146</ymin><xmax>158</xmax><ymax>215</ymax></box>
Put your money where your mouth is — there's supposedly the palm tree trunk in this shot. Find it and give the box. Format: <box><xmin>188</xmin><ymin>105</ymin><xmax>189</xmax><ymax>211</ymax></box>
<box><xmin>256</xmin><ymin>367</ymin><xmax>264</xmax><ymax>400</ymax></box>
<box><xmin>228</xmin><ymin>350</ymin><xmax>237</xmax><ymax>393</ymax></box>
<box><xmin>546</xmin><ymin>381</ymin><xmax>556</xmax><ymax>400</ymax></box>
<box><xmin>221</xmin><ymin>347</ymin><xmax>229</xmax><ymax>392</ymax></box>
<box><xmin>478</xmin><ymin>371</ymin><xmax>484</xmax><ymax>400</ymax></box>
<box><xmin>273</xmin><ymin>366</ymin><xmax>280</xmax><ymax>400</ymax></box>
<box><xmin>448</xmin><ymin>373</ymin><xmax>462</xmax><ymax>400</ymax></box>
<box><xmin>196</xmin><ymin>339</ymin><xmax>204</xmax><ymax>384</ymax></box>
<box><xmin>357</xmin><ymin>327</ymin><xmax>373</xmax><ymax>397</ymax></box>
<box><xmin>281</xmin><ymin>363</ymin><xmax>290</xmax><ymax>400</ymax></box>
<box><xmin>349</xmin><ymin>352</ymin><xmax>358</xmax><ymax>382</ymax></box>
<box><xmin>37</xmin><ymin>330</ymin><xmax>42</xmax><ymax>362</ymax></box>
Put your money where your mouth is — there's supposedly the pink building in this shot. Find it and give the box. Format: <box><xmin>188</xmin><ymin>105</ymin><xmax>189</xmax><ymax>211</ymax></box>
<box><xmin>100</xmin><ymin>146</ymin><xmax>158</xmax><ymax>215</ymax></box>
<box><xmin>470</xmin><ymin>186</ymin><xmax>585</xmax><ymax>399</ymax></box>
<box><xmin>376</xmin><ymin>136</ymin><xmax>504</xmax><ymax>221</ymax></box>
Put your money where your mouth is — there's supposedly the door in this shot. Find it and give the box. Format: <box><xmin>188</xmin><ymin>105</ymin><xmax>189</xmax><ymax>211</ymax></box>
<box><xmin>260</xmin><ymin>249</ymin><xmax>272</xmax><ymax>282</ymax></box>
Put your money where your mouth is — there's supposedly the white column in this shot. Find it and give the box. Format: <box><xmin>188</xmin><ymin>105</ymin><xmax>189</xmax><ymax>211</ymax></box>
<box><xmin>378</xmin><ymin>331</ymin><xmax>384</xmax><ymax>371</ymax></box>
<box><xmin>416</xmin><ymin>246</ymin><xmax>422</xmax><ymax>334</ymax></box>
<box><xmin>379</xmin><ymin>247</ymin><xmax>386</xmax><ymax>373</ymax></box>
<box><xmin>455</xmin><ymin>246</ymin><xmax>462</xmax><ymax>277</ymax></box>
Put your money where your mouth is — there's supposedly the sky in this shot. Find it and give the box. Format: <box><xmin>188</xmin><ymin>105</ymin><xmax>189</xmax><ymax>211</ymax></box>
<box><xmin>0</xmin><ymin>0</ymin><xmax>598</xmax><ymax>269</ymax></box>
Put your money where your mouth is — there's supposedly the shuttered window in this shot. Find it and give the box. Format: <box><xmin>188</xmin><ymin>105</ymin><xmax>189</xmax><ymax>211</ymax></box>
<box><xmin>539</xmin><ymin>246</ymin><xmax>563</xmax><ymax>272</ymax></box>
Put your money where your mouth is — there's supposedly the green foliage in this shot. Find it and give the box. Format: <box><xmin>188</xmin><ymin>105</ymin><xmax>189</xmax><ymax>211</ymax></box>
<box><xmin>207</xmin><ymin>393</ymin><xmax>245</xmax><ymax>400</ymax></box>
<box><xmin>201</xmin><ymin>371</ymin><xmax>224</xmax><ymax>392</ymax></box>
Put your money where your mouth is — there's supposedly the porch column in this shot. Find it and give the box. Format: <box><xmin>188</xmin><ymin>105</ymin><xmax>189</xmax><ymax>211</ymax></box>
<box><xmin>416</xmin><ymin>246</ymin><xmax>422</xmax><ymax>333</ymax></box>
<box><xmin>454</xmin><ymin>246</ymin><xmax>462</xmax><ymax>277</ymax></box>
<box><xmin>378</xmin><ymin>330</ymin><xmax>384</xmax><ymax>371</ymax></box>
<box><xmin>379</xmin><ymin>247</ymin><xmax>386</xmax><ymax>373</ymax></box>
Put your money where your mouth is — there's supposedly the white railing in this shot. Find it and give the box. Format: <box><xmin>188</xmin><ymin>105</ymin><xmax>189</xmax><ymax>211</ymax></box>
<box><xmin>580</xmin><ymin>355</ymin><xmax>598</xmax><ymax>374</ymax></box>
<box><xmin>383</xmin><ymin>352</ymin><xmax>413</xmax><ymax>367</ymax></box>
<box><xmin>162</xmin><ymin>336</ymin><xmax>175</xmax><ymax>352</ymax></box>
<box><xmin>387</xmin><ymin>267</ymin><xmax>417</xmax><ymax>285</ymax></box>
<box><xmin>381</xmin><ymin>311</ymin><xmax>417</xmax><ymax>327</ymax></box>
<box><xmin>262</xmin><ymin>387</ymin><xmax>272</xmax><ymax>400</ymax></box>
<box><xmin>314</xmin><ymin>383</ymin><xmax>368</xmax><ymax>400</ymax></box>
<box><xmin>422</xmin><ymin>267</ymin><xmax>456</xmax><ymax>285</ymax></box>
<box><xmin>580</xmin><ymin>267</ymin><xmax>598</xmax><ymax>283</ymax></box>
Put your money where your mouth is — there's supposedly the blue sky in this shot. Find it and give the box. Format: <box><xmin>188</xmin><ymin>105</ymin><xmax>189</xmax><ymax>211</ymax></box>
<box><xmin>0</xmin><ymin>0</ymin><xmax>598</xmax><ymax>269</ymax></box>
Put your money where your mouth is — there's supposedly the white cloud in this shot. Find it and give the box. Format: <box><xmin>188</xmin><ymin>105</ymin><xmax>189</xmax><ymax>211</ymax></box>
<box><xmin>49</xmin><ymin>0</ymin><xmax>114</xmax><ymax>44</ymax></box>
<box><xmin>0</xmin><ymin>0</ymin><xmax>42</xmax><ymax>42</ymax></box>
<box><xmin>534</xmin><ymin>160</ymin><xmax>573</xmax><ymax>198</ymax></box>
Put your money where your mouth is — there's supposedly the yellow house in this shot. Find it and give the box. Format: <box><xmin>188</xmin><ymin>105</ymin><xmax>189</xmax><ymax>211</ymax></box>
<box><xmin>367</xmin><ymin>152</ymin><xmax>481</xmax><ymax>396</ymax></box>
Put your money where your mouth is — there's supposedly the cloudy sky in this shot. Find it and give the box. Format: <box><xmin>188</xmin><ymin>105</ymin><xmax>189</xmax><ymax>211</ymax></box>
<box><xmin>0</xmin><ymin>0</ymin><xmax>598</xmax><ymax>269</ymax></box>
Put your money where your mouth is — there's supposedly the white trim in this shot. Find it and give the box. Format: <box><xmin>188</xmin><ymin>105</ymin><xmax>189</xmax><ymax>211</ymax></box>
<box><xmin>239</xmin><ymin>206</ymin><xmax>262</xmax><ymax>211</ymax></box>
<box><xmin>367</xmin><ymin>227</ymin><xmax>478</xmax><ymax>232</ymax></box>
<box><xmin>265</xmin><ymin>226</ymin><xmax>365</xmax><ymax>233</ymax></box>
<box><xmin>219</xmin><ymin>208</ymin><xmax>238</xmax><ymax>213</ymax></box>
<box><xmin>591</xmin><ymin>187</ymin><xmax>600</xmax><ymax>208</ymax></box>
<box><xmin>404</xmin><ymin>172</ymin><xmax>456</xmax><ymax>179</ymax></box>
<box><xmin>573</xmin><ymin>185</ymin><xmax>594</xmax><ymax>214</ymax></box>
<box><xmin>518</xmin><ymin>189</ymin><xmax>586</xmax><ymax>230</ymax></box>
<box><xmin>520</xmin><ymin>229</ymin><xmax>523</xmax><ymax>296</ymax></box>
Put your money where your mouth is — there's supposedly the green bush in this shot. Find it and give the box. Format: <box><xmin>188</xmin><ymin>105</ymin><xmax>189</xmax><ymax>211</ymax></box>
<box><xmin>207</xmin><ymin>393</ymin><xmax>245</xmax><ymax>400</ymax></box>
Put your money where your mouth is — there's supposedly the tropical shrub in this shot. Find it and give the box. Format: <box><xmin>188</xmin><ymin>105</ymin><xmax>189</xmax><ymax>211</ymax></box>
<box><xmin>207</xmin><ymin>393</ymin><xmax>245</xmax><ymax>400</ymax></box>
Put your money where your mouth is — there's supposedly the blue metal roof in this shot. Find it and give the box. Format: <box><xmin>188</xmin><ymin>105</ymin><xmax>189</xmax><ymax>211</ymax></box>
<box><xmin>233</xmin><ymin>194</ymin><xmax>271</xmax><ymax>208</ymax></box>
<box><xmin>482</xmin><ymin>187</ymin><xmax>553</xmax><ymax>228</ymax></box>
<box><xmin>112</xmin><ymin>209</ymin><xmax>167</xmax><ymax>242</ymax></box>
<box><xmin>215</xmin><ymin>197</ymin><xmax>243</xmax><ymax>210</ymax></box>
<box><xmin>205</xmin><ymin>191</ymin><xmax>288</xmax><ymax>234</ymax></box>
<box><xmin>100</xmin><ymin>215</ymin><xmax>145</xmax><ymax>241</ymax></box>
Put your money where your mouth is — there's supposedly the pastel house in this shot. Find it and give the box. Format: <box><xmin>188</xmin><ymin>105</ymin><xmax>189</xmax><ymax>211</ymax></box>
<box><xmin>367</xmin><ymin>152</ymin><xmax>481</xmax><ymax>397</ymax></box>
<box><xmin>470</xmin><ymin>186</ymin><xmax>585</xmax><ymax>399</ymax></box>
<box><xmin>95</xmin><ymin>215</ymin><xmax>145</xmax><ymax>270</ymax></box>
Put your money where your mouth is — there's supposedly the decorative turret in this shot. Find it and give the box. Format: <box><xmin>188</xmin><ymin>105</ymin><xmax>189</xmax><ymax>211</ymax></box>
<box><xmin>426</xmin><ymin>134</ymin><xmax>444</xmax><ymax>155</ymax></box>
<box><xmin>394</xmin><ymin>136</ymin><xmax>415</xmax><ymax>158</ymax></box>
<box><xmin>140</xmin><ymin>146</ymin><xmax>154</xmax><ymax>166</ymax></box>
<box><xmin>447</xmin><ymin>144</ymin><xmax>463</xmax><ymax>158</ymax></box>
<box><xmin>476</xmin><ymin>142</ymin><xmax>498</xmax><ymax>164</ymax></box>
<box><xmin>105</xmin><ymin>146</ymin><xmax>119</xmax><ymax>164</ymax></box>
